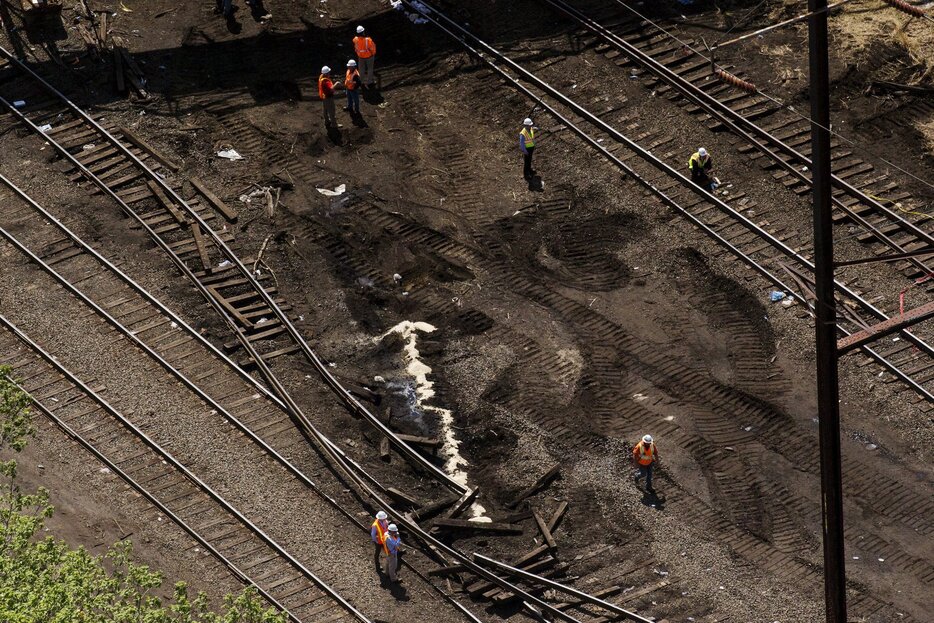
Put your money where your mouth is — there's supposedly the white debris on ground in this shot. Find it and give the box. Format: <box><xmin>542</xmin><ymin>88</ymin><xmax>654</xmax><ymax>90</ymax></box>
<box><xmin>379</xmin><ymin>320</ymin><xmax>490</xmax><ymax>521</ymax></box>
<box><xmin>316</xmin><ymin>183</ymin><xmax>346</xmax><ymax>197</ymax></box>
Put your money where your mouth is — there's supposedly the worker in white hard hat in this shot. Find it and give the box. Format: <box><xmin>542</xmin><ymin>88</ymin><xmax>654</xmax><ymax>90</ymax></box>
<box><xmin>344</xmin><ymin>60</ymin><xmax>363</xmax><ymax>115</ymax></box>
<box><xmin>519</xmin><ymin>118</ymin><xmax>537</xmax><ymax>181</ymax></box>
<box><xmin>384</xmin><ymin>523</ymin><xmax>403</xmax><ymax>582</ymax></box>
<box><xmin>370</xmin><ymin>511</ymin><xmax>390</xmax><ymax>572</ymax></box>
<box><xmin>317</xmin><ymin>65</ymin><xmax>344</xmax><ymax>129</ymax></box>
<box><xmin>688</xmin><ymin>146</ymin><xmax>715</xmax><ymax>192</ymax></box>
<box><xmin>353</xmin><ymin>25</ymin><xmax>377</xmax><ymax>88</ymax></box>
<box><xmin>632</xmin><ymin>434</ymin><xmax>659</xmax><ymax>492</ymax></box>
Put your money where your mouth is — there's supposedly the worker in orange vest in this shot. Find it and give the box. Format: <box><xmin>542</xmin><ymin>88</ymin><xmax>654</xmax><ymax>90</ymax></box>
<box><xmin>317</xmin><ymin>65</ymin><xmax>344</xmax><ymax>129</ymax></box>
<box><xmin>370</xmin><ymin>511</ymin><xmax>389</xmax><ymax>571</ymax></box>
<box><xmin>344</xmin><ymin>59</ymin><xmax>362</xmax><ymax>115</ymax></box>
<box><xmin>353</xmin><ymin>25</ymin><xmax>377</xmax><ymax>88</ymax></box>
<box><xmin>632</xmin><ymin>434</ymin><xmax>659</xmax><ymax>492</ymax></box>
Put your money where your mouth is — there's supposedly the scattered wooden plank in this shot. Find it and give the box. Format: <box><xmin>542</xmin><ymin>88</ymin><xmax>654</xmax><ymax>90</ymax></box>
<box><xmin>190</xmin><ymin>177</ymin><xmax>238</xmax><ymax>222</ymax></box>
<box><xmin>146</xmin><ymin>180</ymin><xmax>186</xmax><ymax>224</ymax></box>
<box><xmin>513</xmin><ymin>544</ymin><xmax>549</xmax><ymax>568</ymax></box>
<box><xmin>465</xmin><ymin>556</ymin><xmax>556</xmax><ymax>596</ymax></box>
<box><xmin>386</xmin><ymin>487</ymin><xmax>421</xmax><ymax>509</ymax></box>
<box><xmin>379</xmin><ymin>436</ymin><xmax>391</xmax><ymax>463</ymax></box>
<box><xmin>120</xmin><ymin>126</ymin><xmax>179</xmax><ymax>172</ymax></box>
<box><xmin>617</xmin><ymin>580</ymin><xmax>670</xmax><ymax>604</ymax></box>
<box><xmin>506</xmin><ymin>462</ymin><xmax>561</xmax><ymax>509</ymax></box>
<box><xmin>443</xmin><ymin>487</ymin><xmax>478</xmax><ymax>520</ymax></box>
<box><xmin>411</xmin><ymin>495</ymin><xmax>457</xmax><ymax>521</ymax></box>
<box><xmin>395</xmin><ymin>433</ymin><xmax>440</xmax><ymax>451</ymax></box>
<box><xmin>113</xmin><ymin>47</ymin><xmax>125</xmax><ymax>95</ymax></box>
<box><xmin>432</xmin><ymin>518</ymin><xmax>523</xmax><ymax>535</ymax></box>
<box><xmin>189</xmin><ymin>223</ymin><xmax>212</xmax><ymax>273</ymax></box>
<box><xmin>532</xmin><ymin>509</ymin><xmax>556</xmax><ymax>550</ymax></box>
<box><xmin>547</xmin><ymin>500</ymin><xmax>569</xmax><ymax>534</ymax></box>
<box><xmin>553</xmin><ymin>585</ymin><xmax>622</xmax><ymax>610</ymax></box>
<box><xmin>500</xmin><ymin>508</ymin><xmax>534</xmax><ymax>524</ymax></box>
<box><xmin>207</xmin><ymin>286</ymin><xmax>253</xmax><ymax>329</ymax></box>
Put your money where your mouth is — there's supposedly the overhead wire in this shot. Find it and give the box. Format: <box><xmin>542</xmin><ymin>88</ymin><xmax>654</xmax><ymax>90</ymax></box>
<box><xmin>603</xmin><ymin>0</ymin><xmax>934</xmax><ymax>196</ymax></box>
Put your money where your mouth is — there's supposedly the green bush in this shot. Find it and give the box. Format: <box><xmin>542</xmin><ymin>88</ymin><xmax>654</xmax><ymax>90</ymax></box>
<box><xmin>0</xmin><ymin>365</ymin><xmax>285</xmax><ymax>623</ymax></box>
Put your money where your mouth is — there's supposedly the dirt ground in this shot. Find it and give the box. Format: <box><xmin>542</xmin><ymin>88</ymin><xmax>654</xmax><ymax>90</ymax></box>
<box><xmin>1</xmin><ymin>1</ymin><xmax>932</xmax><ymax>622</ymax></box>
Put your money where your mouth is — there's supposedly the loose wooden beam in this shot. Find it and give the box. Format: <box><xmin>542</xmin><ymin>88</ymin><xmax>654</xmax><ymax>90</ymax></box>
<box><xmin>379</xmin><ymin>436</ymin><xmax>391</xmax><ymax>463</ymax></box>
<box><xmin>533</xmin><ymin>509</ymin><xmax>556</xmax><ymax>550</ymax></box>
<box><xmin>190</xmin><ymin>176</ymin><xmax>238</xmax><ymax>222</ymax></box>
<box><xmin>443</xmin><ymin>487</ymin><xmax>478</xmax><ymax>520</ymax></box>
<box><xmin>432</xmin><ymin>518</ymin><xmax>523</xmax><ymax>534</ymax></box>
<box><xmin>412</xmin><ymin>494</ymin><xmax>458</xmax><ymax>521</ymax></box>
<box><xmin>386</xmin><ymin>487</ymin><xmax>421</xmax><ymax>509</ymax></box>
<box><xmin>119</xmin><ymin>126</ymin><xmax>176</xmax><ymax>171</ymax></box>
<box><xmin>189</xmin><ymin>223</ymin><xmax>212</xmax><ymax>273</ymax></box>
<box><xmin>506</xmin><ymin>462</ymin><xmax>561</xmax><ymax>509</ymax></box>
<box><xmin>548</xmin><ymin>500</ymin><xmax>569</xmax><ymax>533</ymax></box>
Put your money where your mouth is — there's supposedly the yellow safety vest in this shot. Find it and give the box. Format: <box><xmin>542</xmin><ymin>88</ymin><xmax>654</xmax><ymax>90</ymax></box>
<box><xmin>688</xmin><ymin>152</ymin><xmax>709</xmax><ymax>170</ymax></box>
<box><xmin>520</xmin><ymin>127</ymin><xmax>535</xmax><ymax>148</ymax></box>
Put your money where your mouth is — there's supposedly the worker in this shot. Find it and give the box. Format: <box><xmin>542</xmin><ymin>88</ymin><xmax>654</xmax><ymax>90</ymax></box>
<box><xmin>318</xmin><ymin>66</ymin><xmax>343</xmax><ymax>129</ymax></box>
<box><xmin>519</xmin><ymin>118</ymin><xmax>536</xmax><ymax>181</ymax></box>
<box><xmin>344</xmin><ymin>60</ymin><xmax>362</xmax><ymax>115</ymax></box>
<box><xmin>688</xmin><ymin>147</ymin><xmax>716</xmax><ymax>192</ymax></box>
<box><xmin>384</xmin><ymin>524</ymin><xmax>403</xmax><ymax>583</ymax></box>
<box><xmin>370</xmin><ymin>511</ymin><xmax>389</xmax><ymax>572</ymax></box>
<box><xmin>353</xmin><ymin>25</ymin><xmax>377</xmax><ymax>88</ymax></box>
<box><xmin>632</xmin><ymin>434</ymin><xmax>659</xmax><ymax>492</ymax></box>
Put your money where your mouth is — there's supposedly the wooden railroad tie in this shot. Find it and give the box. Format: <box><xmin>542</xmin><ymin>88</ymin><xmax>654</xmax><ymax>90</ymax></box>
<box><xmin>506</xmin><ymin>462</ymin><xmax>561</xmax><ymax>509</ymax></box>
<box><xmin>432</xmin><ymin>518</ymin><xmax>523</xmax><ymax>535</ymax></box>
<box><xmin>191</xmin><ymin>177</ymin><xmax>238</xmax><ymax>222</ymax></box>
<box><xmin>119</xmin><ymin>127</ymin><xmax>179</xmax><ymax>173</ymax></box>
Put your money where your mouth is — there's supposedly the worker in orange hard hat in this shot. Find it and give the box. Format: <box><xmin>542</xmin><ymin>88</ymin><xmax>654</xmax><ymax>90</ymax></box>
<box><xmin>353</xmin><ymin>25</ymin><xmax>378</xmax><ymax>88</ymax></box>
<box><xmin>632</xmin><ymin>434</ymin><xmax>659</xmax><ymax>492</ymax></box>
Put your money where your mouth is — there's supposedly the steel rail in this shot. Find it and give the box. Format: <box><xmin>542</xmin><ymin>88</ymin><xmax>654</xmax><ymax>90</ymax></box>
<box><xmin>0</xmin><ymin>314</ymin><xmax>370</xmax><ymax>623</ymax></box>
<box><xmin>473</xmin><ymin>554</ymin><xmax>653</xmax><ymax>623</ymax></box>
<box><xmin>399</xmin><ymin>0</ymin><xmax>934</xmax><ymax>401</ymax></box>
<box><xmin>542</xmin><ymin>0</ymin><xmax>934</xmax><ymax>269</ymax></box>
<box><xmin>0</xmin><ymin>44</ymin><xmax>467</xmax><ymax>495</ymax></box>
<box><xmin>0</xmin><ymin>176</ymin><xmax>487</xmax><ymax>623</ymax></box>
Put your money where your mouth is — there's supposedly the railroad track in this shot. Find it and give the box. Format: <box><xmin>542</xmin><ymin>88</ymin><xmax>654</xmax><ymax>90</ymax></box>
<box><xmin>0</xmin><ymin>45</ymin><xmax>467</xmax><ymax>498</ymax></box>
<box><xmin>0</xmin><ymin>143</ymin><xmax>667</xmax><ymax>622</ymax></box>
<box><xmin>398</xmin><ymin>0</ymin><xmax>934</xmax><ymax>403</ymax></box>
<box><xmin>0</xmin><ymin>314</ymin><xmax>368</xmax><ymax>623</ymax></box>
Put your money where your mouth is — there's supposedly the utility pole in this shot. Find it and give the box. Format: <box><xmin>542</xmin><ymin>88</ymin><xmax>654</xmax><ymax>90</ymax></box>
<box><xmin>808</xmin><ymin>0</ymin><xmax>847</xmax><ymax>621</ymax></box>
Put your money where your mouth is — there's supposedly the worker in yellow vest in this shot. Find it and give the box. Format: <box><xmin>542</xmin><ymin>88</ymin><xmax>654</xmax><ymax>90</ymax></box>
<box><xmin>370</xmin><ymin>510</ymin><xmax>389</xmax><ymax>572</ymax></box>
<box><xmin>353</xmin><ymin>25</ymin><xmax>377</xmax><ymax>88</ymax></box>
<box><xmin>519</xmin><ymin>118</ymin><xmax>536</xmax><ymax>181</ymax></box>
<box><xmin>688</xmin><ymin>147</ymin><xmax>716</xmax><ymax>192</ymax></box>
<box><xmin>632</xmin><ymin>434</ymin><xmax>659</xmax><ymax>492</ymax></box>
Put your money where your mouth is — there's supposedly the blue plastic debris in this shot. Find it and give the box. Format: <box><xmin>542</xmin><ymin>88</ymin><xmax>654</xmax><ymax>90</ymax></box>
<box><xmin>770</xmin><ymin>291</ymin><xmax>787</xmax><ymax>302</ymax></box>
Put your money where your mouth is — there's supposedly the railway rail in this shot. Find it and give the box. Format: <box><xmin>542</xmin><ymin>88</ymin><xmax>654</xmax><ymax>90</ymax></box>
<box><xmin>0</xmin><ymin>148</ymin><xmax>663</xmax><ymax>622</ymax></box>
<box><xmin>399</xmin><ymin>0</ymin><xmax>934</xmax><ymax>404</ymax></box>
<box><xmin>0</xmin><ymin>44</ymin><xmax>467</xmax><ymax>497</ymax></box>
<box><xmin>0</xmin><ymin>314</ymin><xmax>369</xmax><ymax>623</ymax></box>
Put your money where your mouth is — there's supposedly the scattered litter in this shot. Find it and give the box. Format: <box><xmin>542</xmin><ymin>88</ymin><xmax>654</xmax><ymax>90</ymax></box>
<box><xmin>653</xmin><ymin>569</ymin><xmax>669</xmax><ymax>576</ymax></box>
<box><xmin>99</xmin><ymin>467</ymin><xmax>110</xmax><ymax>474</ymax></box>
<box><xmin>769</xmin><ymin>291</ymin><xmax>787</xmax><ymax>302</ymax></box>
<box><xmin>393</xmin><ymin>273</ymin><xmax>402</xmax><ymax>283</ymax></box>
<box><xmin>256</xmin><ymin>317</ymin><xmax>268</xmax><ymax>325</ymax></box>
<box><xmin>853</xmin><ymin>556</ymin><xmax>860</xmax><ymax>560</ymax></box>
<box><xmin>664</xmin><ymin>415</ymin><xmax>674</xmax><ymax>421</ymax></box>
<box><xmin>217</xmin><ymin>148</ymin><xmax>243</xmax><ymax>160</ymax></box>
<box><xmin>328</xmin><ymin>362</ymin><xmax>337</xmax><ymax>368</ymax></box>
<box><xmin>13</xmin><ymin>100</ymin><xmax>25</xmax><ymax>108</ymax></box>
<box><xmin>38</xmin><ymin>464</ymin><xmax>44</xmax><ymax>469</ymax></box>
<box><xmin>781</xmin><ymin>297</ymin><xmax>795</xmax><ymax>307</ymax></box>
<box><xmin>743</xmin><ymin>425</ymin><xmax>753</xmax><ymax>431</ymax></box>
<box><xmin>801</xmin><ymin>166</ymin><xmax>809</xmax><ymax>172</ymax></box>
<box><xmin>50</xmin><ymin>398</ymin><xmax>58</xmax><ymax>402</ymax></box>
<box><xmin>866</xmin><ymin>443</ymin><xmax>877</xmax><ymax>450</ymax></box>
<box><xmin>402</xmin><ymin>291</ymin><xmax>409</xmax><ymax>296</ymax></box>
<box><xmin>82</xmin><ymin>143</ymin><xmax>95</xmax><ymax>150</ymax></box>
<box><xmin>38</xmin><ymin>124</ymin><xmax>52</xmax><ymax>133</ymax></box>
<box><xmin>119</xmin><ymin>1</ymin><xmax>133</xmax><ymax>12</ymax></box>
<box><xmin>878</xmin><ymin>558</ymin><xmax>885</xmax><ymax>562</ymax></box>
<box><xmin>892</xmin><ymin>336</ymin><xmax>900</xmax><ymax>342</ymax></box>
<box><xmin>170</xmin><ymin>321</ymin><xmax>178</xmax><ymax>329</ymax></box>
<box><xmin>632</xmin><ymin>393</ymin><xmax>648</xmax><ymax>401</ymax></box>
<box><xmin>217</xmin><ymin>260</ymin><xmax>231</xmax><ymax>269</ymax></box>
<box><xmin>316</xmin><ymin>183</ymin><xmax>346</xmax><ymax>197</ymax></box>
<box><xmin>373</xmin><ymin>375</ymin><xmax>385</xmax><ymax>383</ymax></box>
<box><xmin>298</xmin><ymin>315</ymin><xmax>304</xmax><ymax>321</ymax></box>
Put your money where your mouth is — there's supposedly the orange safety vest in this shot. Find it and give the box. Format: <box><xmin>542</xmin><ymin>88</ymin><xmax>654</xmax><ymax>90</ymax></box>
<box><xmin>633</xmin><ymin>441</ymin><xmax>656</xmax><ymax>466</ymax></box>
<box><xmin>353</xmin><ymin>35</ymin><xmax>376</xmax><ymax>59</ymax></box>
<box><xmin>318</xmin><ymin>74</ymin><xmax>332</xmax><ymax>100</ymax></box>
<box><xmin>345</xmin><ymin>68</ymin><xmax>360</xmax><ymax>90</ymax></box>
<box><xmin>371</xmin><ymin>519</ymin><xmax>389</xmax><ymax>554</ymax></box>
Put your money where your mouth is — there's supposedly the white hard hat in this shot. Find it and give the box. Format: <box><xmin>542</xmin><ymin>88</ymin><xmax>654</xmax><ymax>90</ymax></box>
<box><xmin>697</xmin><ymin>147</ymin><xmax>708</xmax><ymax>157</ymax></box>
<box><xmin>357</xmin><ymin>25</ymin><xmax>365</xmax><ymax>33</ymax></box>
<box><xmin>523</xmin><ymin>118</ymin><xmax>533</xmax><ymax>126</ymax></box>
<box><xmin>376</xmin><ymin>511</ymin><xmax>387</xmax><ymax>520</ymax></box>
<box><xmin>387</xmin><ymin>523</ymin><xmax>399</xmax><ymax>532</ymax></box>
<box><xmin>321</xmin><ymin>65</ymin><xmax>331</xmax><ymax>74</ymax></box>
<box><xmin>347</xmin><ymin>59</ymin><xmax>357</xmax><ymax>67</ymax></box>
<box><xmin>642</xmin><ymin>434</ymin><xmax>653</xmax><ymax>444</ymax></box>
